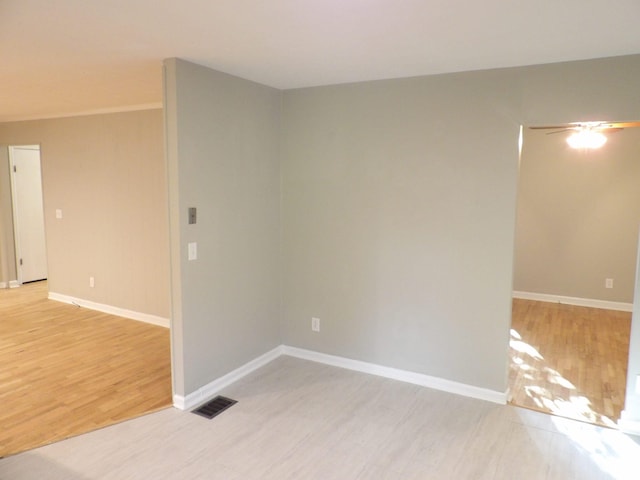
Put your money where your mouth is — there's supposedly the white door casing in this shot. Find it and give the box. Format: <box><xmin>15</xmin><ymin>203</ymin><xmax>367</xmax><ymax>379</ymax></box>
<box><xmin>9</xmin><ymin>145</ymin><xmax>48</xmax><ymax>284</ymax></box>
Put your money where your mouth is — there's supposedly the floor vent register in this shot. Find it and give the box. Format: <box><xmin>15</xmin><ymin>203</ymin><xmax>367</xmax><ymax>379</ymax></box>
<box><xmin>192</xmin><ymin>396</ymin><xmax>237</xmax><ymax>419</ymax></box>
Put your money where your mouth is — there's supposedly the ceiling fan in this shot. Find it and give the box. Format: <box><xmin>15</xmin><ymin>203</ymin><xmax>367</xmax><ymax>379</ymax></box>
<box><xmin>530</xmin><ymin>121</ymin><xmax>640</xmax><ymax>134</ymax></box>
<box><xmin>529</xmin><ymin>121</ymin><xmax>640</xmax><ymax>148</ymax></box>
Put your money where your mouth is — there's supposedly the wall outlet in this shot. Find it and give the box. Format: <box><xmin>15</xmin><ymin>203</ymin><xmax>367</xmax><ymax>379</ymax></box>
<box><xmin>312</xmin><ymin>317</ymin><xmax>320</xmax><ymax>332</ymax></box>
<box><xmin>605</xmin><ymin>278</ymin><xmax>614</xmax><ymax>289</ymax></box>
<box><xmin>89</xmin><ymin>276</ymin><xmax>95</xmax><ymax>288</ymax></box>
<box><xmin>55</xmin><ymin>209</ymin><xmax>62</xmax><ymax>219</ymax></box>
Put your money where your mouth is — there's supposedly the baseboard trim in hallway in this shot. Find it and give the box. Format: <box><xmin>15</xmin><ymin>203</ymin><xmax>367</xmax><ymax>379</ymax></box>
<box><xmin>48</xmin><ymin>291</ymin><xmax>170</xmax><ymax>328</ymax></box>
<box><xmin>513</xmin><ymin>291</ymin><xmax>633</xmax><ymax>312</ymax></box>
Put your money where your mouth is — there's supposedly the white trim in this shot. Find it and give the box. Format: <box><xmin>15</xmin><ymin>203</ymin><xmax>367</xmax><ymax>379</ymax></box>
<box><xmin>173</xmin><ymin>344</ymin><xmax>508</xmax><ymax>413</ymax></box>
<box><xmin>0</xmin><ymin>282</ymin><xmax>5</xmax><ymax>289</ymax></box>
<box><xmin>618</xmin><ymin>411</ymin><xmax>640</xmax><ymax>436</ymax></box>
<box><xmin>8</xmin><ymin>146</ymin><xmax>24</xmax><ymax>286</ymax></box>
<box><xmin>513</xmin><ymin>291</ymin><xmax>633</xmax><ymax>312</ymax></box>
<box><xmin>173</xmin><ymin>346</ymin><xmax>284</xmax><ymax>410</ymax></box>
<box><xmin>48</xmin><ymin>291</ymin><xmax>170</xmax><ymax>328</ymax></box>
<box><xmin>282</xmin><ymin>346</ymin><xmax>507</xmax><ymax>405</ymax></box>
<box><xmin>5</xmin><ymin>103</ymin><xmax>163</xmax><ymax>123</ymax></box>
<box><xmin>9</xmin><ymin>280</ymin><xmax>20</xmax><ymax>288</ymax></box>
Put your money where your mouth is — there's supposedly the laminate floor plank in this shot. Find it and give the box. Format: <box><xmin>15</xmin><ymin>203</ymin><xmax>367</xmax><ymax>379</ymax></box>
<box><xmin>0</xmin><ymin>281</ymin><xmax>171</xmax><ymax>457</ymax></box>
<box><xmin>509</xmin><ymin>299</ymin><xmax>631</xmax><ymax>427</ymax></box>
<box><xmin>2</xmin><ymin>357</ymin><xmax>639</xmax><ymax>479</ymax></box>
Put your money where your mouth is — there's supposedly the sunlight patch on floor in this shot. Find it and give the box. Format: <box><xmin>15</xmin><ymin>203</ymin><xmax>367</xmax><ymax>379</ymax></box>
<box><xmin>551</xmin><ymin>415</ymin><xmax>640</xmax><ymax>480</ymax></box>
<box><xmin>509</xmin><ymin>328</ymin><xmax>617</xmax><ymax>427</ymax></box>
<box><xmin>510</xmin><ymin>338</ymin><xmax>543</xmax><ymax>360</ymax></box>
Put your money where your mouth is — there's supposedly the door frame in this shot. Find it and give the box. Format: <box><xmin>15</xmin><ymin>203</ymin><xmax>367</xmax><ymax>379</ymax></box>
<box><xmin>510</xmin><ymin>124</ymin><xmax>639</xmax><ymax>431</ymax></box>
<box><xmin>8</xmin><ymin>144</ymin><xmax>47</xmax><ymax>285</ymax></box>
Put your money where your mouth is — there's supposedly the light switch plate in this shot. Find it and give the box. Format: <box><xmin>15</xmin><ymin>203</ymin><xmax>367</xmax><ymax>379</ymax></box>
<box><xmin>188</xmin><ymin>242</ymin><xmax>197</xmax><ymax>261</ymax></box>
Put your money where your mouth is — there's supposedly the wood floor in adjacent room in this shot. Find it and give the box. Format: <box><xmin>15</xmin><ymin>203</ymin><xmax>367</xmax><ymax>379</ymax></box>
<box><xmin>0</xmin><ymin>281</ymin><xmax>172</xmax><ymax>458</ymax></box>
<box><xmin>509</xmin><ymin>299</ymin><xmax>632</xmax><ymax>428</ymax></box>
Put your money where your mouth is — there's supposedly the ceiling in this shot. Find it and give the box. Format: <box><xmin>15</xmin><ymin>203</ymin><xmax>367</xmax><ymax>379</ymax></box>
<box><xmin>2</xmin><ymin>0</ymin><xmax>640</xmax><ymax>122</ymax></box>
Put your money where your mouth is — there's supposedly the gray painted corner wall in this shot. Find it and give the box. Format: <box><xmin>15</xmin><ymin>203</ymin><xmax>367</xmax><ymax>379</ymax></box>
<box><xmin>280</xmin><ymin>55</ymin><xmax>640</xmax><ymax>393</ymax></box>
<box><xmin>164</xmin><ymin>59</ymin><xmax>282</xmax><ymax>396</ymax></box>
<box><xmin>166</xmin><ymin>54</ymin><xmax>640</xmax><ymax>406</ymax></box>
<box><xmin>514</xmin><ymin>128</ymin><xmax>640</xmax><ymax>303</ymax></box>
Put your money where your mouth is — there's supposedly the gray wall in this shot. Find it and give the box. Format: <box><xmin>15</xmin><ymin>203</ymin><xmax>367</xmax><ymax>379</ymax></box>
<box><xmin>164</xmin><ymin>54</ymin><xmax>640</xmax><ymax>406</ymax></box>
<box><xmin>280</xmin><ymin>55</ymin><xmax>640</xmax><ymax>393</ymax></box>
<box><xmin>281</xmin><ymin>73</ymin><xmax>519</xmax><ymax>391</ymax></box>
<box><xmin>514</xmin><ymin>128</ymin><xmax>640</xmax><ymax>303</ymax></box>
<box><xmin>0</xmin><ymin>111</ymin><xmax>170</xmax><ymax>317</ymax></box>
<box><xmin>164</xmin><ymin>59</ymin><xmax>282</xmax><ymax>396</ymax></box>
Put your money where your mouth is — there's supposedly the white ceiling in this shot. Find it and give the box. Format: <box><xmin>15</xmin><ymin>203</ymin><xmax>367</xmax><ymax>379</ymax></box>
<box><xmin>2</xmin><ymin>0</ymin><xmax>640</xmax><ymax>122</ymax></box>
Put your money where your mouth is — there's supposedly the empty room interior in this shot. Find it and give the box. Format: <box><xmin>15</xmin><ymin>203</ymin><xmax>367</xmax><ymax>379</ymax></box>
<box><xmin>2</xmin><ymin>1</ymin><xmax>640</xmax><ymax>478</ymax></box>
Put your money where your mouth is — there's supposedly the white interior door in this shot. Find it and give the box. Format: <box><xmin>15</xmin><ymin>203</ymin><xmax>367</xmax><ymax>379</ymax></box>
<box><xmin>9</xmin><ymin>145</ymin><xmax>48</xmax><ymax>283</ymax></box>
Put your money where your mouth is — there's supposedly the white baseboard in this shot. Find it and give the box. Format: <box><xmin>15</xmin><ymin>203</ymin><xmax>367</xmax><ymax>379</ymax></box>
<box><xmin>513</xmin><ymin>291</ymin><xmax>633</xmax><ymax>312</ymax></box>
<box><xmin>48</xmin><ymin>292</ymin><xmax>170</xmax><ymax>328</ymax></box>
<box><xmin>173</xmin><ymin>344</ymin><xmax>507</xmax><ymax>413</ymax></box>
<box><xmin>173</xmin><ymin>346</ymin><xmax>284</xmax><ymax>410</ymax></box>
<box><xmin>282</xmin><ymin>346</ymin><xmax>507</xmax><ymax>405</ymax></box>
<box><xmin>9</xmin><ymin>280</ymin><xmax>20</xmax><ymax>288</ymax></box>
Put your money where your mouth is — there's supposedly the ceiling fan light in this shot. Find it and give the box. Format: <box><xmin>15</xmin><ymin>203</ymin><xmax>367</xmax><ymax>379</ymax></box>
<box><xmin>566</xmin><ymin>130</ymin><xmax>607</xmax><ymax>149</ymax></box>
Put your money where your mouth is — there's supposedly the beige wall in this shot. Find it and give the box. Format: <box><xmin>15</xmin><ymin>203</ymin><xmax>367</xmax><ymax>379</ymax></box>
<box><xmin>514</xmin><ymin>128</ymin><xmax>640</xmax><ymax>303</ymax></box>
<box><xmin>164</xmin><ymin>59</ymin><xmax>282</xmax><ymax>396</ymax></box>
<box><xmin>0</xmin><ymin>109</ymin><xmax>170</xmax><ymax>318</ymax></box>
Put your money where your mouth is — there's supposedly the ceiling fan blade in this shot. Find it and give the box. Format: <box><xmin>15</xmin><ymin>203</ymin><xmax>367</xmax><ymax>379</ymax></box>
<box><xmin>529</xmin><ymin>125</ymin><xmax>572</xmax><ymax>130</ymax></box>
<box><xmin>546</xmin><ymin>129</ymin><xmax>573</xmax><ymax>135</ymax></box>
<box><xmin>599</xmin><ymin>121</ymin><xmax>640</xmax><ymax>129</ymax></box>
<box><xmin>530</xmin><ymin>121</ymin><xmax>640</xmax><ymax>132</ymax></box>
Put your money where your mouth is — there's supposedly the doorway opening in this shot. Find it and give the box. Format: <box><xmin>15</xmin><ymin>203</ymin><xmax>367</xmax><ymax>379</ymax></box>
<box><xmin>509</xmin><ymin>123</ymin><xmax>639</xmax><ymax>428</ymax></box>
<box><xmin>8</xmin><ymin>145</ymin><xmax>48</xmax><ymax>286</ymax></box>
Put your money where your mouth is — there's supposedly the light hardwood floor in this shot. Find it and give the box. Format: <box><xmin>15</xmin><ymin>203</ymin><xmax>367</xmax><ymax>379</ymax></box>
<box><xmin>509</xmin><ymin>299</ymin><xmax>631</xmax><ymax>428</ymax></box>
<box><xmin>0</xmin><ymin>281</ymin><xmax>172</xmax><ymax>458</ymax></box>
<box><xmin>2</xmin><ymin>356</ymin><xmax>640</xmax><ymax>479</ymax></box>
